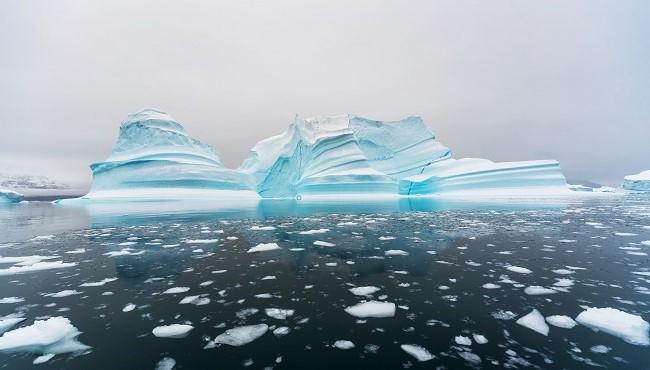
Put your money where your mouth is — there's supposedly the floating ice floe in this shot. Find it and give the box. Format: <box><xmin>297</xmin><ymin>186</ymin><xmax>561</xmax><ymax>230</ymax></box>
<box><xmin>162</xmin><ymin>287</ymin><xmax>190</xmax><ymax>294</ymax></box>
<box><xmin>545</xmin><ymin>315</ymin><xmax>577</xmax><ymax>329</ymax></box>
<box><xmin>524</xmin><ymin>286</ymin><xmax>557</xmax><ymax>295</ymax></box>
<box><xmin>313</xmin><ymin>241</ymin><xmax>336</xmax><ymax>247</ymax></box>
<box><xmin>472</xmin><ymin>334</ymin><xmax>488</xmax><ymax>344</ymax></box>
<box><xmin>103</xmin><ymin>248</ymin><xmax>145</xmax><ymax>257</ymax></box>
<box><xmin>0</xmin><ymin>297</ymin><xmax>24</xmax><ymax>304</ymax></box>
<box><xmin>455</xmin><ymin>335</ymin><xmax>472</xmax><ymax>346</ymax></box>
<box><xmin>0</xmin><ymin>259</ymin><xmax>77</xmax><ymax>276</ymax></box>
<box><xmin>400</xmin><ymin>344</ymin><xmax>434</xmax><ymax>362</ymax></box>
<box><xmin>348</xmin><ymin>286</ymin><xmax>381</xmax><ymax>296</ymax></box>
<box><xmin>250</xmin><ymin>226</ymin><xmax>276</xmax><ymax>231</ymax></box>
<box><xmin>384</xmin><ymin>249</ymin><xmax>409</xmax><ymax>256</ymax></box>
<box><xmin>65</xmin><ymin>248</ymin><xmax>86</xmax><ymax>254</ymax></box>
<box><xmin>553</xmin><ymin>278</ymin><xmax>574</xmax><ymax>287</ymax></box>
<box><xmin>44</xmin><ymin>290</ymin><xmax>82</xmax><ymax>298</ymax></box>
<box><xmin>122</xmin><ymin>303</ymin><xmax>136</xmax><ymax>312</ymax></box>
<box><xmin>299</xmin><ymin>229</ymin><xmax>329</xmax><ymax>235</ymax></box>
<box><xmin>155</xmin><ymin>357</ymin><xmax>176</xmax><ymax>370</ymax></box>
<box><xmin>79</xmin><ymin>277</ymin><xmax>118</xmax><ymax>287</ymax></box>
<box><xmin>506</xmin><ymin>266</ymin><xmax>532</xmax><ymax>274</ymax></box>
<box><xmin>516</xmin><ymin>309</ymin><xmax>549</xmax><ymax>336</ymax></box>
<box><xmin>575</xmin><ymin>307</ymin><xmax>650</xmax><ymax>346</ymax></box>
<box><xmin>206</xmin><ymin>324</ymin><xmax>268</xmax><ymax>347</ymax></box>
<box><xmin>344</xmin><ymin>301</ymin><xmax>396</xmax><ymax>318</ymax></box>
<box><xmin>152</xmin><ymin>324</ymin><xmax>194</xmax><ymax>338</ymax></box>
<box><xmin>179</xmin><ymin>295</ymin><xmax>210</xmax><ymax>306</ymax></box>
<box><xmin>0</xmin><ymin>316</ymin><xmax>25</xmax><ymax>335</ymax></box>
<box><xmin>333</xmin><ymin>340</ymin><xmax>355</xmax><ymax>349</ymax></box>
<box><xmin>273</xmin><ymin>327</ymin><xmax>290</xmax><ymax>336</ymax></box>
<box><xmin>247</xmin><ymin>243</ymin><xmax>281</xmax><ymax>253</ymax></box>
<box><xmin>482</xmin><ymin>283</ymin><xmax>501</xmax><ymax>289</ymax></box>
<box><xmin>265</xmin><ymin>308</ymin><xmax>294</xmax><ymax>320</ymax></box>
<box><xmin>0</xmin><ymin>317</ymin><xmax>90</xmax><ymax>358</ymax></box>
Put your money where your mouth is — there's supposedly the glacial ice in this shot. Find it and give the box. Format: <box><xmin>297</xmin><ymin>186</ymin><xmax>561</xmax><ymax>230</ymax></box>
<box><xmin>0</xmin><ymin>317</ymin><xmax>90</xmax><ymax>356</ymax></box>
<box><xmin>60</xmin><ymin>109</ymin><xmax>258</xmax><ymax>202</ymax></box>
<box><xmin>575</xmin><ymin>307</ymin><xmax>649</xmax><ymax>346</ymax></box>
<box><xmin>58</xmin><ymin>110</ymin><xmax>570</xmax><ymax>202</ymax></box>
<box><xmin>0</xmin><ymin>188</ymin><xmax>23</xmax><ymax>203</ymax></box>
<box><xmin>622</xmin><ymin>170</ymin><xmax>650</xmax><ymax>192</ymax></box>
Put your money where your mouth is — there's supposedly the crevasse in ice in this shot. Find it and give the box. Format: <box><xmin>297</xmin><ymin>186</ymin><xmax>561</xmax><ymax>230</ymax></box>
<box><xmin>76</xmin><ymin>109</ymin><xmax>258</xmax><ymax>201</ymax></box>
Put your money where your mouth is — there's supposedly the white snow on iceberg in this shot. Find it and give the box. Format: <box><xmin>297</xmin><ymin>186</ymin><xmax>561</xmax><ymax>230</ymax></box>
<box><xmin>575</xmin><ymin>307</ymin><xmax>649</xmax><ymax>346</ymax></box>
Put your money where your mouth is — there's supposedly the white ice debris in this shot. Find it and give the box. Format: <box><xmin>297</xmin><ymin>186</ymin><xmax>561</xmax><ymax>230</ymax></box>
<box><xmin>472</xmin><ymin>334</ymin><xmax>488</xmax><ymax>344</ymax></box>
<box><xmin>0</xmin><ymin>297</ymin><xmax>24</xmax><ymax>304</ymax></box>
<box><xmin>44</xmin><ymin>290</ymin><xmax>82</xmax><ymax>298</ymax></box>
<box><xmin>265</xmin><ymin>308</ymin><xmax>294</xmax><ymax>320</ymax></box>
<box><xmin>553</xmin><ymin>278</ymin><xmax>574</xmax><ymax>287</ymax></box>
<box><xmin>0</xmin><ymin>317</ymin><xmax>90</xmax><ymax>355</ymax></box>
<box><xmin>0</xmin><ymin>317</ymin><xmax>25</xmax><ymax>335</ymax></box>
<box><xmin>272</xmin><ymin>327</ymin><xmax>290</xmax><ymax>336</ymax></box>
<box><xmin>207</xmin><ymin>324</ymin><xmax>268</xmax><ymax>347</ymax></box>
<box><xmin>122</xmin><ymin>303</ymin><xmax>136</xmax><ymax>312</ymax></box>
<box><xmin>348</xmin><ymin>286</ymin><xmax>381</xmax><ymax>296</ymax></box>
<box><xmin>384</xmin><ymin>250</ymin><xmax>409</xmax><ymax>256</ymax></box>
<box><xmin>524</xmin><ymin>286</ymin><xmax>557</xmax><ymax>295</ymax></box>
<box><xmin>179</xmin><ymin>295</ymin><xmax>210</xmax><ymax>306</ymax></box>
<box><xmin>506</xmin><ymin>266</ymin><xmax>532</xmax><ymax>274</ymax></box>
<box><xmin>482</xmin><ymin>283</ymin><xmax>501</xmax><ymax>289</ymax></box>
<box><xmin>516</xmin><ymin>309</ymin><xmax>549</xmax><ymax>336</ymax></box>
<box><xmin>247</xmin><ymin>243</ymin><xmax>281</xmax><ymax>253</ymax></box>
<box><xmin>0</xmin><ymin>260</ymin><xmax>77</xmax><ymax>276</ymax></box>
<box><xmin>155</xmin><ymin>357</ymin><xmax>176</xmax><ymax>370</ymax></box>
<box><xmin>162</xmin><ymin>287</ymin><xmax>190</xmax><ymax>294</ymax></box>
<box><xmin>575</xmin><ymin>307</ymin><xmax>650</xmax><ymax>346</ymax></box>
<box><xmin>455</xmin><ymin>335</ymin><xmax>472</xmax><ymax>346</ymax></box>
<box><xmin>103</xmin><ymin>248</ymin><xmax>145</xmax><ymax>257</ymax></box>
<box><xmin>185</xmin><ymin>239</ymin><xmax>218</xmax><ymax>244</ymax></box>
<box><xmin>400</xmin><ymin>344</ymin><xmax>434</xmax><ymax>362</ymax></box>
<box><xmin>333</xmin><ymin>340</ymin><xmax>355</xmax><ymax>349</ymax></box>
<box><xmin>79</xmin><ymin>277</ymin><xmax>118</xmax><ymax>287</ymax></box>
<box><xmin>299</xmin><ymin>229</ymin><xmax>329</xmax><ymax>235</ymax></box>
<box><xmin>249</xmin><ymin>226</ymin><xmax>276</xmax><ymax>231</ymax></box>
<box><xmin>344</xmin><ymin>301</ymin><xmax>396</xmax><ymax>318</ymax></box>
<box><xmin>33</xmin><ymin>353</ymin><xmax>55</xmax><ymax>364</ymax></box>
<box><xmin>152</xmin><ymin>324</ymin><xmax>194</xmax><ymax>338</ymax></box>
<box><xmin>545</xmin><ymin>315</ymin><xmax>577</xmax><ymax>329</ymax></box>
<box><xmin>313</xmin><ymin>241</ymin><xmax>336</xmax><ymax>247</ymax></box>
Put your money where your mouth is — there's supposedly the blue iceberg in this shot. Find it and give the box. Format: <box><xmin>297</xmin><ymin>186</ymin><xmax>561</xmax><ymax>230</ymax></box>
<box><xmin>622</xmin><ymin>170</ymin><xmax>650</xmax><ymax>192</ymax></box>
<box><xmin>66</xmin><ymin>109</ymin><xmax>258</xmax><ymax>201</ymax></box>
<box><xmin>0</xmin><ymin>188</ymin><xmax>24</xmax><ymax>203</ymax></box>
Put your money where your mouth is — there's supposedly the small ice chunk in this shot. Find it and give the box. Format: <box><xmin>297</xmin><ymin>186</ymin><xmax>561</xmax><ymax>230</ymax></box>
<box><xmin>313</xmin><ymin>241</ymin><xmax>336</xmax><ymax>247</ymax></box>
<box><xmin>348</xmin><ymin>286</ymin><xmax>380</xmax><ymax>296</ymax></box>
<box><xmin>482</xmin><ymin>283</ymin><xmax>501</xmax><ymax>289</ymax></box>
<box><xmin>524</xmin><ymin>286</ymin><xmax>557</xmax><ymax>295</ymax></box>
<box><xmin>162</xmin><ymin>287</ymin><xmax>190</xmax><ymax>294</ymax></box>
<box><xmin>80</xmin><ymin>277</ymin><xmax>118</xmax><ymax>287</ymax></box>
<box><xmin>249</xmin><ymin>226</ymin><xmax>276</xmax><ymax>231</ymax></box>
<box><xmin>273</xmin><ymin>327</ymin><xmax>290</xmax><ymax>336</ymax></box>
<box><xmin>265</xmin><ymin>308</ymin><xmax>294</xmax><ymax>320</ymax></box>
<box><xmin>45</xmin><ymin>290</ymin><xmax>81</xmax><ymax>298</ymax></box>
<box><xmin>575</xmin><ymin>307</ymin><xmax>650</xmax><ymax>346</ymax></box>
<box><xmin>209</xmin><ymin>324</ymin><xmax>268</xmax><ymax>347</ymax></box>
<box><xmin>333</xmin><ymin>340</ymin><xmax>355</xmax><ymax>349</ymax></box>
<box><xmin>344</xmin><ymin>301</ymin><xmax>396</xmax><ymax>318</ymax></box>
<box><xmin>590</xmin><ymin>345</ymin><xmax>611</xmax><ymax>354</ymax></box>
<box><xmin>553</xmin><ymin>278</ymin><xmax>574</xmax><ymax>287</ymax></box>
<box><xmin>179</xmin><ymin>295</ymin><xmax>210</xmax><ymax>306</ymax></box>
<box><xmin>552</xmin><ymin>269</ymin><xmax>574</xmax><ymax>275</ymax></box>
<box><xmin>155</xmin><ymin>357</ymin><xmax>176</xmax><ymax>370</ymax></box>
<box><xmin>385</xmin><ymin>250</ymin><xmax>409</xmax><ymax>256</ymax></box>
<box><xmin>299</xmin><ymin>229</ymin><xmax>329</xmax><ymax>235</ymax></box>
<box><xmin>400</xmin><ymin>344</ymin><xmax>434</xmax><ymax>362</ymax></box>
<box><xmin>33</xmin><ymin>353</ymin><xmax>55</xmax><ymax>364</ymax></box>
<box><xmin>247</xmin><ymin>243</ymin><xmax>281</xmax><ymax>253</ymax></box>
<box><xmin>545</xmin><ymin>315</ymin><xmax>577</xmax><ymax>329</ymax></box>
<box><xmin>0</xmin><ymin>297</ymin><xmax>24</xmax><ymax>304</ymax></box>
<box><xmin>152</xmin><ymin>324</ymin><xmax>194</xmax><ymax>338</ymax></box>
<box><xmin>516</xmin><ymin>309</ymin><xmax>549</xmax><ymax>336</ymax></box>
<box><xmin>472</xmin><ymin>334</ymin><xmax>488</xmax><ymax>344</ymax></box>
<box><xmin>506</xmin><ymin>266</ymin><xmax>532</xmax><ymax>274</ymax></box>
<box><xmin>185</xmin><ymin>239</ymin><xmax>218</xmax><ymax>244</ymax></box>
<box><xmin>122</xmin><ymin>303</ymin><xmax>136</xmax><ymax>312</ymax></box>
<box><xmin>455</xmin><ymin>335</ymin><xmax>472</xmax><ymax>346</ymax></box>
<box><xmin>379</xmin><ymin>236</ymin><xmax>396</xmax><ymax>241</ymax></box>
<box><xmin>0</xmin><ymin>261</ymin><xmax>77</xmax><ymax>276</ymax></box>
<box><xmin>0</xmin><ymin>317</ymin><xmax>90</xmax><ymax>354</ymax></box>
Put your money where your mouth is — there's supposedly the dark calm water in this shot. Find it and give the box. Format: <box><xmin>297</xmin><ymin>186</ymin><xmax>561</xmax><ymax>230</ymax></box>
<box><xmin>1</xmin><ymin>196</ymin><xmax>649</xmax><ymax>369</ymax></box>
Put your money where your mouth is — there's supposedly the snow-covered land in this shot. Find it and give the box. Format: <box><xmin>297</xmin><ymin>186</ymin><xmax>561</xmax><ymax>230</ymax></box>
<box><xmin>0</xmin><ymin>188</ymin><xmax>23</xmax><ymax>203</ymax></box>
<box><xmin>622</xmin><ymin>170</ymin><xmax>650</xmax><ymax>192</ymax></box>
<box><xmin>60</xmin><ymin>109</ymin><xmax>570</xmax><ymax>202</ymax></box>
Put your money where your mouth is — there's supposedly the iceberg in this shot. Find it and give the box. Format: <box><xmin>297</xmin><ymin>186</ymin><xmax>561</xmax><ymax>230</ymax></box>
<box><xmin>0</xmin><ymin>188</ymin><xmax>23</xmax><ymax>203</ymax></box>
<box><xmin>622</xmin><ymin>170</ymin><xmax>650</xmax><ymax>192</ymax></box>
<box><xmin>62</xmin><ymin>109</ymin><xmax>258</xmax><ymax>202</ymax></box>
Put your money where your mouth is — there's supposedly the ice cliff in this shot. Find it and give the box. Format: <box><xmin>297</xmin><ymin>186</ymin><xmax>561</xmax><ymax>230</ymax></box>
<box><xmin>622</xmin><ymin>170</ymin><xmax>650</xmax><ymax>192</ymax></box>
<box><xmin>65</xmin><ymin>109</ymin><xmax>569</xmax><ymax>201</ymax></box>
<box><xmin>76</xmin><ymin>109</ymin><xmax>258</xmax><ymax>201</ymax></box>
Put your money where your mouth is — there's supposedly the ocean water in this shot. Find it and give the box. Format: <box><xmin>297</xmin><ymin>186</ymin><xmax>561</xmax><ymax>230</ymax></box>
<box><xmin>0</xmin><ymin>196</ymin><xmax>649</xmax><ymax>369</ymax></box>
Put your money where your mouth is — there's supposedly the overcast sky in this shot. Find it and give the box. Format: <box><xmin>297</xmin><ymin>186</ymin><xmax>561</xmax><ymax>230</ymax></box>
<box><xmin>1</xmin><ymin>0</ymin><xmax>648</xmax><ymax>188</ymax></box>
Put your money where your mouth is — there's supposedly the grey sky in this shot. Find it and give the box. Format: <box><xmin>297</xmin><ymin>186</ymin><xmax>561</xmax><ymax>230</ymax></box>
<box><xmin>1</xmin><ymin>0</ymin><xmax>648</xmax><ymax>188</ymax></box>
